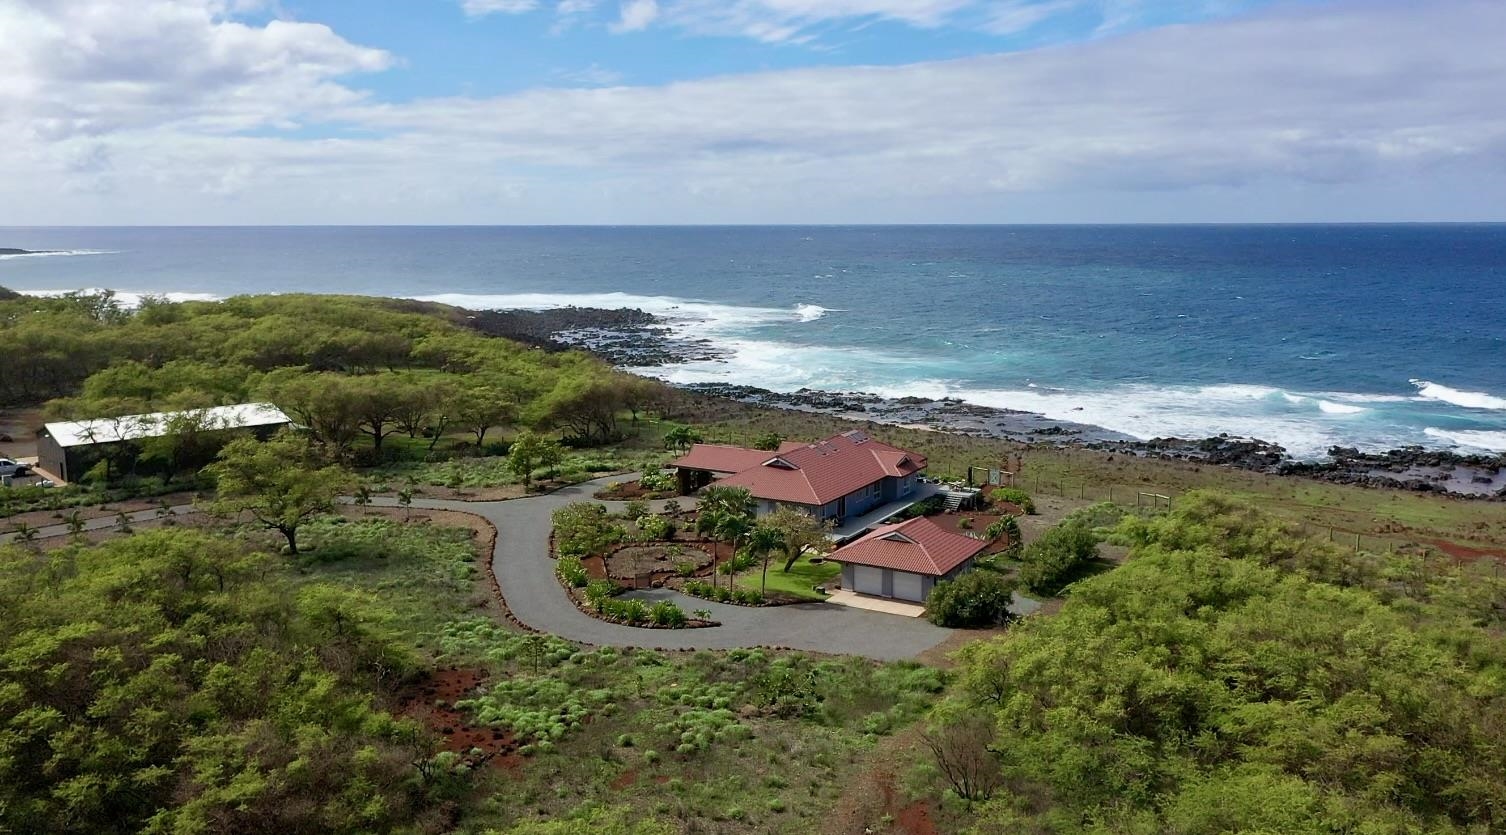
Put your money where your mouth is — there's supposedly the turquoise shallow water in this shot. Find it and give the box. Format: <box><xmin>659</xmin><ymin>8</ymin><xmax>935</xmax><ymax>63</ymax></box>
<box><xmin>3</xmin><ymin>224</ymin><xmax>1504</xmax><ymax>458</ymax></box>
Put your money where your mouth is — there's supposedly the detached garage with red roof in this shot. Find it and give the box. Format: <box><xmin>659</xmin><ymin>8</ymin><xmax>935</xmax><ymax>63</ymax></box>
<box><xmin>828</xmin><ymin>516</ymin><xmax>987</xmax><ymax>603</ymax></box>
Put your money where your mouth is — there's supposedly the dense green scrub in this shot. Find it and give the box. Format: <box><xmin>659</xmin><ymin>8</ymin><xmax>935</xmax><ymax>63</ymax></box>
<box><xmin>936</xmin><ymin>493</ymin><xmax>1506</xmax><ymax>833</ymax></box>
<box><xmin>0</xmin><ymin>529</ymin><xmax>444</xmax><ymax>835</ymax></box>
<box><xmin>0</xmin><ymin>510</ymin><xmax>947</xmax><ymax>834</ymax></box>
<box><xmin>0</xmin><ymin>291</ymin><xmax>656</xmax><ymax>478</ymax></box>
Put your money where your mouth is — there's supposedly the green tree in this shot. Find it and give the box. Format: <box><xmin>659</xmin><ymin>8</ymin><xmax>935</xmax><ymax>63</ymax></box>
<box><xmin>713</xmin><ymin>513</ymin><xmax>754</xmax><ymax>588</ymax></box>
<box><xmin>747</xmin><ymin>523</ymin><xmax>786</xmax><ymax>595</ymax></box>
<box><xmin>508</xmin><ymin>430</ymin><xmax>563</xmax><ymax>490</ymax></box>
<box><xmin>752</xmin><ymin>431</ymin><xmax>785</xmax><ymax>451</ymax></box>
<box><xmin>1017</xmin><ymin>520</ymin><xmax>1099</xmax><ymax>595</ymax></box>
<box><xmin>455</xmin><ymin>382</ymin><xmax>516</xmax><ymax>447</ymax></box>
<box><xmin>761</xmin><ymin>506</ymin><xmax>830</xmax><ymax>572</ymax></box>
<box><xmin>204</xmin><ymin>431</ymin><xmax>350</xmax><ymax>555</ymax></box>
<box><xmin>663</xmin><ymin>425</ymin><xmax>702</xmax><ymax>451</ymax></box>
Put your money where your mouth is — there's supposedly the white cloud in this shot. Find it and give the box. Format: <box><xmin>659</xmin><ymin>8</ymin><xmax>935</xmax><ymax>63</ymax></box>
<box><xmin>982</xmin><ymin>0</ymin><xmax>1078</xmax><ymax>35</ymax></box>
<box><xmin>461</xmin><ymin>0</ymin><xmax>540</xmax><ymax>15</ymax></box>
<box><xmin>643</xmin><ymin>0</ymin><xmax>974</xmax><ymax>42</ymax></box>
<box><xmin>2</xmin><ymin>0</ymin><xmax>1504</xmax><ymax>223</ymax></box>
<box><xmin>610</xmin><ymin>0</ymin><xmax>660</xmax><ymax>32</ymax></box>
<box><xmin>554</xmin><ymin>63</ymin><xmax>625</xmax><ymax>85</ymax></box>
<box><xmin>0</xmin><ymin>0</ymin><xmax>391</xmax><ymax>141</ymax></box>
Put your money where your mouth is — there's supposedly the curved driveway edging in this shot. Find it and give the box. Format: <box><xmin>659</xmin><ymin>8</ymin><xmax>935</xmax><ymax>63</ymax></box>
<box><xmin>373</xmin><ymin>475</ymin><xmax>953</xmax><ymax>661</ymax></box>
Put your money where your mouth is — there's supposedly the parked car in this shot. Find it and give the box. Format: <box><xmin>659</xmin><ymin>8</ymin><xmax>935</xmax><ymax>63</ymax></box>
<box><xmin>0</xmin><ymin>458</ymin><xmax>32</xmax><ymax>477</ymax></box>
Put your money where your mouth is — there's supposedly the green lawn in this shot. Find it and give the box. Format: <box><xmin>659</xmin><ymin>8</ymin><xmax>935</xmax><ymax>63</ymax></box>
<box><xmin>736</xmin><ymin>553</ymin><xmax>841</xmax><ymax>601</ymax></box>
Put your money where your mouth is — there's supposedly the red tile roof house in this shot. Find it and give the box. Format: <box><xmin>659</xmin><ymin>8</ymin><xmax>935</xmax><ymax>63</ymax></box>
<box><xmin>827</xmin><ymin>516</ymin><xmax>989</xmax><ymax>603</ymax></box>
<box><xmin>670</xmin><ymin>430</ymin><xmax>928</xmax><ymax>525</ymax></box>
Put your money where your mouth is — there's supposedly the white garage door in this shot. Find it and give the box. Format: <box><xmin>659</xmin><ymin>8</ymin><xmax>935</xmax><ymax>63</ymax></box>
<box><xmin>854</xmin><ymin>565</ymin><xmax>885</xmax><ymax>596</ymax></box>
<box><xmin>892</xmin><ymin>571</ymin><xmax>926</xmax><ymax>603</ymax></box>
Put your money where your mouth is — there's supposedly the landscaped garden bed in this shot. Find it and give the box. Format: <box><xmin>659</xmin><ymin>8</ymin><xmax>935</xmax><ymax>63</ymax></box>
<box><xmin>556</xmin><ymin>554</ymin><xmax>717</xmax><ymax>628</ymax></box>
<box><xmin>604</xmin><ymin>542</ymin><xmax>714</xmax><ymax>585</ymax></box>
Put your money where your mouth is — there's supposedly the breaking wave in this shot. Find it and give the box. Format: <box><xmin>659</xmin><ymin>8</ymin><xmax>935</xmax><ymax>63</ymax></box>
<box><xmin>0</xmin><ymin>249</ymin><xmax>117</xmax><ymax>261</ymax></box>
<box><xmin>1423</xmin><ymin>428</ymin><xmax>1506</xmax><ymax>453</ymax></box>
<box><xmin>1412</xmin><ymin>379</ymin><xmax>1506</xmax><ymax>411</ymax></box>
<box><xmin>17</xmin><ymin>288</ymin><xmax>223</xmax><ymax>307</ymax></box>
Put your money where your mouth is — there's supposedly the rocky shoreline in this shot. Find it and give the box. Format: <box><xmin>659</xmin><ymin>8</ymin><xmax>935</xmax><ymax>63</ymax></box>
<box><xmin>473</xmin><ymin>303</ymin><xmax>1506</xmax><ymax>500</ymax></box>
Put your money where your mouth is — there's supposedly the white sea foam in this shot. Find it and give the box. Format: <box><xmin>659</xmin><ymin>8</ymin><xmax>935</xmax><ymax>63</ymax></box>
<box><xmin>1423</xmin><ymin>428</ymin><xmax>1506</xmax><ymax>453</ymax></box>
<box><xmin>1317</xmin><ymin>399</ymin><xmax>1366</xmax><ymax>415</ymax></box>
<box><xmin>0</xmin><ymin>249</ymin><xmax>117</xmax><ymax>261</ymax></box>
<box><xmin>18</xmin><ymin>288</ymin><xmax>223</xmax><ymax>307</ymax></box>
<box><xmin>408</xmin><ymin>291</ymin><xmax>823</xmax><ymax>333</ymax></box>
<box><xmin>1411</xmin><ymin>379</ymin><xmax>1506</xmax><ymax>411</ymax></box>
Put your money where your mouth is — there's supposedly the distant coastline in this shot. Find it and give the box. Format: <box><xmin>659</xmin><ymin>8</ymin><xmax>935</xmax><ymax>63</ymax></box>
<box><xmin>493</xmin><ymin>303</ymin><xmax>1506</xmax><ymax>500</ymax></box>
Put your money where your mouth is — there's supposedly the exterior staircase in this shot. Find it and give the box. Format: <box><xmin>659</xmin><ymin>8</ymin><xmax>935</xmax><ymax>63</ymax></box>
<box><xmin>942</xmin><ymin>489</ymin><xmax>978</xmax><ymax>512</ymax></box>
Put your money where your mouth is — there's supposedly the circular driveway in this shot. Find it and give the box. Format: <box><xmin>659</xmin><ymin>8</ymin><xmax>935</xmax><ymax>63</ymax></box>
<box><xmin>385</xmin><ymin>476</ymin><xmax>953</xmax><ymax>661</ymax></box>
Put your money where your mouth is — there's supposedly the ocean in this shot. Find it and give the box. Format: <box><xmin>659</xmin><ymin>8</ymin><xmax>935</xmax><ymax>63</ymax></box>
<box><xmin>3</xmin><ymin>225</ymin><xmax>1504</xmax><ymax>459</ymax></box>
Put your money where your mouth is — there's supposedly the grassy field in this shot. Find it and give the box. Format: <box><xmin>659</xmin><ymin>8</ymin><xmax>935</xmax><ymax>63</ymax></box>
<box><xmin>673</xmin><ymin>398</ymin><xmax>1506</xmax><ymax>557</ymax></box>
<box><xmin>435</xmin><ymin>621</ymin><xmax>946</xmax><ymax>834</ymax></box>
<box><xmin>279</xmin><ymin>508</ymin><xmax>948</xmax><ymax>834</ymax></box>
<box><xmin>735</xmin><ymin>553</ymin><xmax>841</xmax><ymax>601</ymax></box>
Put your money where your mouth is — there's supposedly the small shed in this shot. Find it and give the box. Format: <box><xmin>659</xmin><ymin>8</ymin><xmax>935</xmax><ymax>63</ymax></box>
<box><xmin>828</xmin><ymin>516</ymin><xmax>987</xmax><ymax>604</ymax></box>
<box><xmin>38</xmin><ymin>403</ymin><xmax>292</xmax><ymax>483</ymax></box>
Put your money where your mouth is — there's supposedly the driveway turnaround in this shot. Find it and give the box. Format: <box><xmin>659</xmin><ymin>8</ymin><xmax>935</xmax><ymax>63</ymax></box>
<box><xmin>379</xmin><ymin>476</ymin><xmax>952</xmax><ymax>661</ymax></box>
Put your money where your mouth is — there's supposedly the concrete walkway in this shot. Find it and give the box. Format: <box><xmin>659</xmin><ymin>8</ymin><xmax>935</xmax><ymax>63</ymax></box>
<box><xmin>372</xmin><ymin>475</ymin><xmax>952</xmax><ymax>660</ymax></box>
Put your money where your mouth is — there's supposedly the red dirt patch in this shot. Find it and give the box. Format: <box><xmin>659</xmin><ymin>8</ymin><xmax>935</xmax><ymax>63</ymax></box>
<box><xmin>1428</xmin><ymin>538</ymin><xmax>1506</xmax><ymax>564</ymax></box>
<box><xmin>402</xmin><ymin>666</ymin><xmax>521</xmax><ymax>772</ymax></box>
<box><xmin>878</xmin><ymin>769</ymin><xmax>939</xmax><ymax>835</ymax></box>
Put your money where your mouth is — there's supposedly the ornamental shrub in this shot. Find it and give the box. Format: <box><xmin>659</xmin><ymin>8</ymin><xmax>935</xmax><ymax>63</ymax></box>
<box><xmin>649</xmin><ymin>601</ymin><xmax>688</xmax><ymax>627</ymax></box>
<box><xmin>637</xmin><ymin>513</ymin><xmax>675</xmax><ymax>540</ymax></box>
<box><xmin>585</xmin><ymin>580</ymin><xmax>618</xmax><ymax>611</ymax></box>
<box><xmin>1018</xmin><ymin>521</ymin><xmax>1100</xmax><ymax>595</ymax></box>
<box><xmin>734</xmin><ymin>589</ymin><xmax>764</xmax><ymax>606</ymax></box>
<box><xmin>984</xmin><ymin>515</ymin><xmax>1022</xmax><ymax>548</ymax></box>
<box><xmin>640</xmin><ymin>470</ymin><xmax>676</xmax><ymax>492</ymax></box>
<box><xmin>991</xmin><ymin>487</ymin><xmax>1037</xmax><ymax>515</ymax></box>
<box><xmin>553</xmin><ymin>502</ymin><xmax>624</xmax><ymax>557</ymax></box>
<box><xmin>556</xmin><ymin>556</ymin><xmax>589</xmax><ymax>588</ymax></box>
<box><xmin>927</xmin><ymin>570</ymin><xmax>1019</xmax><ymax>627</ymax></box>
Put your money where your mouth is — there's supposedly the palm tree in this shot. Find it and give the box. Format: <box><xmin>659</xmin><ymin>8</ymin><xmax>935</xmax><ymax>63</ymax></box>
<box><xmin>63</xmin><ymin>510</ymin><xmax>87</xmax><ymax>543</ymax></box>
<box><xmin>747</xmin><ymin>524</ymin><xmax>786</xmax><ymax>596</ymax></box>
<box><xmin>714</xmin><ymin>513</ymin><xmax>753</xmax><ymax>590</ymax></box>
<box><xmin>700</xmin><ymin>485</ymin><xmax>754</xmax><ymax>518</ymax></box>
<box><xmin>8</xmin><ymin>521</ymin><xmax>39</xmax><ymax>551</ymax></box>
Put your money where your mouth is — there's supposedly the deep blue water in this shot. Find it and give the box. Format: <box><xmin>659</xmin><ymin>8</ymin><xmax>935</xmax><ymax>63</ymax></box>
<box><xmin>3</xmin><ymin>225</ymin><xmax>1504</xmax><ymax>457</ymax></box>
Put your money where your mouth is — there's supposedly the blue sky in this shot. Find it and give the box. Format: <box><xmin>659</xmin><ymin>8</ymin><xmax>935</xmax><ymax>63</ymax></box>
<box><xmin>0</xmin><ymin>0</ymin><xmax>1503</xmax><ymax>223</ymax></box>
<box><xmin>266</xmin><ymin>0</ymin><xmax>1273</xmax><ymax>101</ymax></box>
